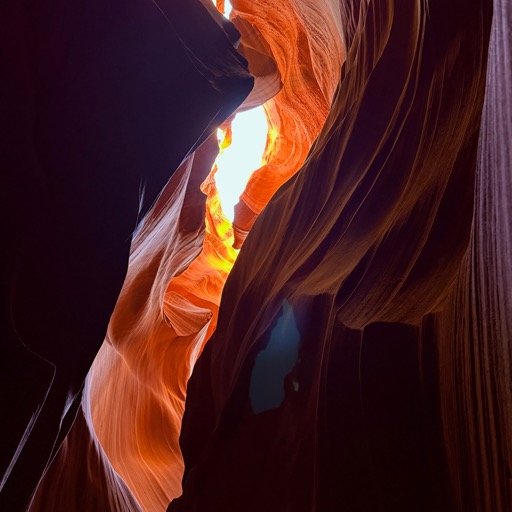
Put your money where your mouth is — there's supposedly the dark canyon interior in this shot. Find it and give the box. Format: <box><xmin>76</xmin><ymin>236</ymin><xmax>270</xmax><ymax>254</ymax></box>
<box><xmin>1</xmin><ymin>0</ymin><xmax>510</xmax><ymax>511</ymax></box>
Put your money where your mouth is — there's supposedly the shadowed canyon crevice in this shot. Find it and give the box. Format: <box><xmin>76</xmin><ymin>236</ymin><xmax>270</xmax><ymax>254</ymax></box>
<box><xmin>1</xmin><ymin>0</ymin><xmax>511</xmax><ymax>511</ymax></box>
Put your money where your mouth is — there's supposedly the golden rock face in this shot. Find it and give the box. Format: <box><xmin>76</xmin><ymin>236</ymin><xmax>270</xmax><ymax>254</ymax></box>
<box><xmin>13</xmin><ymin>0</ymin><xmax>512</xmax><ymax>511</ymax></box>
<box><xmin>29</xmin><ymin>1</ymin><xmax>344</xmax><ymax>510</ymax></box>
<box><xmin>82</xmin><ymin>2</ymin><xmax>345</xmax><ymax>509</ymax></box>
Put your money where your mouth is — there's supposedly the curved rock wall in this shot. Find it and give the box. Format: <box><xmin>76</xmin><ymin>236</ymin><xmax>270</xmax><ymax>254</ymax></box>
<box><xmin>29</xmin><ymin>0</ymin><xmax>344</xmax><ymax>509</ymax></box>
<box><xmin>13</xmin><ymin>0</ymin><xmax>512</xmax><ymax>511</ymax></box>
<box><xmin>171</xmin><ymin>1</ymin><xmax>505</xmax><ymax>511</ymax></box>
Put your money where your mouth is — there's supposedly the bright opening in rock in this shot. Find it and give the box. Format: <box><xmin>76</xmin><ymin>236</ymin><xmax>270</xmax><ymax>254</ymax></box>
<box><xmin>212</xmin><ymin>0</ymin><xmax>232</xmax><ymax>20</ymax></box>
<box><xmin>214</xmin><ymin>107</ymin><xmax>268</xmax><ymax>223</ymax></box>
<box><xmin>224</xmin><ymin>0</ymin><xmax>232</xmax><ymax>18</ymax></box>
<box><xmin>210</xmin><ymin>0</ymin><xmax>268</xmax><ymax>225</ymax></box>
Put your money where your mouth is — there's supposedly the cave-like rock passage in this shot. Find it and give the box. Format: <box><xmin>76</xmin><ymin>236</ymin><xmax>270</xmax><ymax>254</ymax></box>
<box><xmin>2</xmin><ymin>0</ymin><xmax>511</xmax><ymax>511</ymax></box>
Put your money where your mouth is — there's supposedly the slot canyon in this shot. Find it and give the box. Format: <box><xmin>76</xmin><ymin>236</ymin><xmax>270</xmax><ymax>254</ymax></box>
<box><xmin>1</xmin><ymin>0</ymin><xmax>511</xmax><ymax>510</ymax></box>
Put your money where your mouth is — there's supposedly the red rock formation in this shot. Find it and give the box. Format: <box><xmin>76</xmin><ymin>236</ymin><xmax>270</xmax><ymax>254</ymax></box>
<box><xmin>231</xmin><ymin>0</ymin><xmax>345</xmax><ymax>244</ymax></box>
<box><xmin>171</xmin><ymin>1</ymin><xmax>510</xmax><ymax>511</ymax></box>
<box><xmin>0</xmin><ymin>0</ymin><xmax>252</xmax><ymax>508</ymax></box>
<box><xmin>4</xmin><ymin>0</ymin><xmax>512</xmax><ymax>511</ymax></box>
<box><xmin>33</xmin><ymin>4</ymin><xmax>341</xmax><ymax>510</ymax></box>
<box><xmin>29</xmin><ymin>0</ymin><xmax>344</xmax><ymax>508</ymax></box>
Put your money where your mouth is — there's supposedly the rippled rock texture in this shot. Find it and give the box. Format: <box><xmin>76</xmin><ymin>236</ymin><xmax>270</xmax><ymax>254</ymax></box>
<box><xmin>3</xmin><ymin>0</ymin><xmax>511</xmax><ymax>511</ymax></box>
<box><xmin>1</xmin><ymin>0</ymin><xmax>252</xmax><ymax>509</ymax></box>
<box><xmin>172</xmin><ymin>1</ymin><xmax>511</xmax><ymax>511</ymax></box>
<box><xmin>30</xmin><ymin>0</ymin><xmax>344</xmax><ymax>509</ymax></box>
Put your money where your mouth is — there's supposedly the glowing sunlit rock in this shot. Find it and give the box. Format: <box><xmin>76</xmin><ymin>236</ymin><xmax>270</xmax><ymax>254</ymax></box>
<box><xmin>27</xmin><ymin>2</ymin><xmax>512</xmax><ymax>512</ymax></box>
<box><xmin>39</xmin><ymin>1</ymin><xmax>345</xmax><ymax>509</ymax></box>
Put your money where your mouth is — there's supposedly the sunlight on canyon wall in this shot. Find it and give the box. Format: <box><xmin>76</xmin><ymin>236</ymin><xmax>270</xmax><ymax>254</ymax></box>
<box><xmin>171</xmin><ymin>1</ymin><xmax>511</xmax><ymax>512</ymax></box>
<box><xmin>23</xmin><ymin>1</ymin><xmax>512</xmax><ymax>511</ymax></box>
<box><xmin>29</xmin><ymin>0</ymin><xmax>345</xmax><ymax>510</ymax></box>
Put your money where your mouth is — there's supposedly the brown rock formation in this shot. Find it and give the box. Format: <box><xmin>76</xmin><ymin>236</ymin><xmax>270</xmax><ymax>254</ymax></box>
<box><xmin>4</xmin><ymin>0</ymin><xmax>511</xmax><ymax>511</ymax></box>
<box><xmin>171</xmin><ymin>1</ymin><xmax>510</xmax><ymax>511</ymax></box>
<box><xmin>0</xmin><ymin>0</ymin><xmax>252</xmax><ymax>508</ymax></box>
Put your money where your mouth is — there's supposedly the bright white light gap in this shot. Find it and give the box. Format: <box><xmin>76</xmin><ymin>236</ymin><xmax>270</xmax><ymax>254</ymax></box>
<box><xmin>210</xmin><ymin>0</ymin><xmax>268</xmax><ymax>223</ymax></box>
